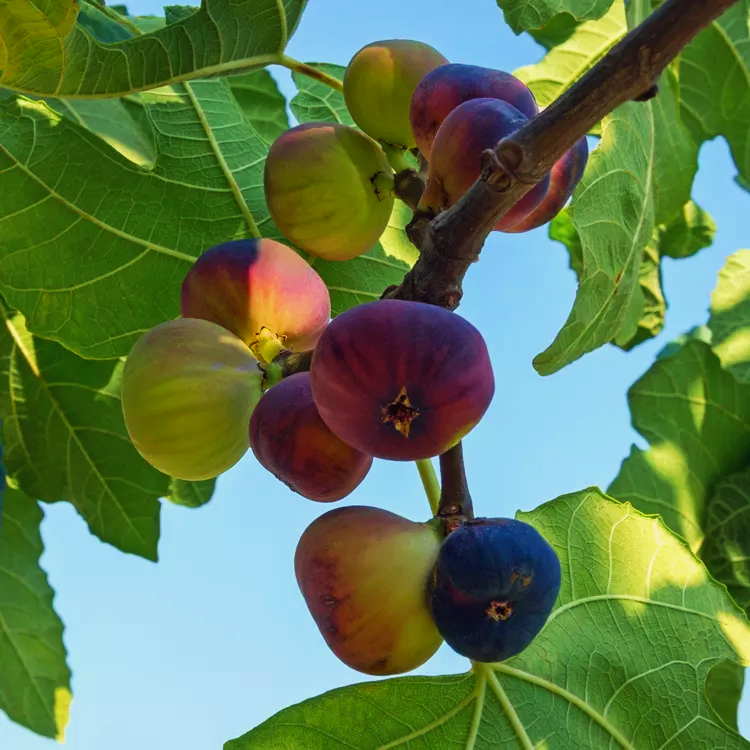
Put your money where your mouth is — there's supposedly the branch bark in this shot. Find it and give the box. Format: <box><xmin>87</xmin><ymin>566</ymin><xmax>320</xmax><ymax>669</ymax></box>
<box><xmin>383</xmin><ymin>0</ymin><xmax>739</xmax><ymax>308</ymax></box>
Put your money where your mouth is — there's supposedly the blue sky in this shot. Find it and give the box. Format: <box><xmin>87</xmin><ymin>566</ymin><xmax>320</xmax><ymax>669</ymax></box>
<box><xmin>2</xmin><ymin>0</ymin><xmax>749</xmax><ymax>747</ymax></box>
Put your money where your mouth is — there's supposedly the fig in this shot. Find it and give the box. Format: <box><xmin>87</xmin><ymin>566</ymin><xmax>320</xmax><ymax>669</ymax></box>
<box><xmin>180</xmin><ymin>238</ymin><xmax>330</xmax><ymax>362</ymax></box>
<box><xmin>121</xmin><ymin>318</ymin><xmax>263</xmax><ymax>481</ymax></box>
<box><xmin>264</xmin><ymin>123</ymin><xmax>395</xmax><ymax>261</ymax></box>
<box><xmin>310</xmin><ymin>299</ymin><xmax>495</xmax><ymax>461</ymax></box>
<box><xmin>410</xmin><ymin>63</ymin><xmax>539</xmax><ymax>158</ymax></box>
<box><xmin>343</xmin><ymin>39</ymin><xmax>449</xmax><ymax>150</ymax></box>
<box><xmin>418</xmin><ymin>98</ymin><xmax>550</xmax><ymax>231</ymax></box>
<box><xmin>503</xmin><ymin>136</ymin><xmax>589</xmax><ymax>233</ymax></box>
<box><xmin>295</xmin><ymin>505</ymin><xmax>444</xmax><ymax>675</ymax></box>
<box><xmin>249</xmin><ymin>372</ymin><xmax>372</xmax><ymax>502</ymax></box>
<box><xmin>429</xmin><ymin>518</ymin><xmax>561</xmax><ymax>663</ymax></box>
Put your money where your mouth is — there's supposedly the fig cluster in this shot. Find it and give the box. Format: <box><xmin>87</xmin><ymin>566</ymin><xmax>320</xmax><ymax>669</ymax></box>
<box><xmin>120</xmin><ymin>36</ymin><xmax>577</xmax><ymax>680</ymax></box>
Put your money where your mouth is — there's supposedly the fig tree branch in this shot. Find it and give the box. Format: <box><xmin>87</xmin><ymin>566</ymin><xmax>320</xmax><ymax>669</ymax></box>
<box><xmin>383</xmin><ymin>0</ymin><xmax>740</xmax><ymax>309</ymax></box>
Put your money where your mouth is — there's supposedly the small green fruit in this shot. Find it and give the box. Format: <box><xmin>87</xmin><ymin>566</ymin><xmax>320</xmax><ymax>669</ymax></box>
<box><xmin>344</xmin><ymin>39</ymin><xmax>449</xmax><ymax>150</ymax></box>
<box><xmin>121</xmin><ymin>318</ymin><xmax>263</xmax><ymax>481</ymax></box>
<box><xmin>264</xmin><ymin>123</ymin><xmax>395</xmax><ymax>261</ymax></box>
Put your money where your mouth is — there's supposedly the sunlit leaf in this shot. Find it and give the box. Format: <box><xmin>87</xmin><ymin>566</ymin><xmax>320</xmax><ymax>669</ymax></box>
<box><xmin>0</xmin><ymin>483</ymin><xmax>71</xmax><ymax>740</ymax></box>
<box><xmin>226</xmin><ymin>489</ymin><xmax>750</xmax><ymax>749</ymax></box>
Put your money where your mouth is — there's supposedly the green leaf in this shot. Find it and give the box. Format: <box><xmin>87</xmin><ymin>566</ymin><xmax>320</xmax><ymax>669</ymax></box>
<box><xmin>0</xmin><ymin>484</ymin><xmax>71</xmax><ymax>740</ymax></box>
<box><xmin>228</xmin><ymin>70</ymin><xmax>290</xmax><ymax>145</ymax></box>
<box><xmin>709</xmin><ymin>250</ymin><xmax>750</xmax><ymax>383</ymax></box>
<box><xmin>706</xmin><ymin>659</ymin><xmax>746</xmax><ymax>732</ymax></box>
<box><xmin>678</xmin><ymin>0</ymin><xmax>750</xmax><ymax>187</ymax></box>
<box><xmin>527</xmin><ymin>12</ymin><xmax>582</xmax><ymax>49</ymax></box>
<box><xmin>532</xmin><ymin>101</ymin><xmax>656</xmax><ymax>375</ymax></box>
<box><xmin>613</xmin><ymin>238</ymin><xmax>664</xmax><ymax>350</ymax></box>
<box><xmin>608</xmin><ymin>338</ymin><xmax>750</xmax><ymax>550</ymax></box>
<box><xmin>700</xmin><ymin>465</ymin><xmax>750</xmax><ymax>614</ymax></box>
<box><xmin>659</xmin><ymin>200</ymin><xmax>717</xmax><ymax>259</ymax></box>
<box><xmin>0</xmin><ymin>0</ymin><xmax>79</xmax><ymax>94</ymax></box>
<box><xmin>552</xmin><ymin>200</ymin><xmax>714</xmax><ymax>353</ymax></box>
<box><xmin>0</xmin><ymin>0</ymin><xmax>308</xmax><ymax>97</ymax></box>
<box><xmin>167</xmin><ymin>477</ymin><xmax>216</xmax><ymax>509</ymax></box>
<box><xmin>0</xmin><ymin>81</ymin><xmax>272</xmax><ymax>359</ymax></box>
<box><xmin>226</xmin><ymin>488</ymin><xmax>750</xmax><ymax>749</ymax></box>
<box><xmin>314</xmin><ymin>201</ymin><xmax>419</xmax><ymax>317</ymax></box>
<box><xmin>76</xmin><ymin>0</ymin><xmax>132</xmax><ymax>42</ymax></box>
<box><xmin>0</xmin><ymin>308</ymin><xmax>164</xmax><ymax>560</ymax></box>
<box><xmin>495</xmin><ymin>0</ymin><xmax>615</xmax><ymax>34</ymax></box>
<box><xmin>513</xmin><ymin>2</ymin><xmax>625</xmax><ymax>111</ymax></box>
<box><xmin>40</xmin><ymin>96</ymin><xmax>156</xmax><ymax>167</ymax></box>
<box><xmin>290</xmin><ymin>64</ymin><xmax>352</xmax><ymax>125</ymax></box>
<box><xmin>532</xmin><ymin>0</ymin><xmax>698</xmax><ymax>373</ymax></box>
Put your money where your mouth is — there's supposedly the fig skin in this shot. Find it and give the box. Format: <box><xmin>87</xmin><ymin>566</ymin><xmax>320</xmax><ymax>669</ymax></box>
<box><xmin>410</xmin><ymin>63</ymin><xmax>539</xmax><ymax>159</ymax></box>
<box><xmin>503</xmin><ymin>136</ymin><xmax>589</xmax><ymax>233</ymax></box>
<box><xmin>418</xmin><ymin>98</ymin><xmax>550</xmax><ymax>231</ymax></box>
<box><xmin>343</xmin><ymin>39</ymin><xmax>449</xmax><ymax>150</ymax></box>
<box><xmin>249</xmin><ymin>372</ymin><xmax>372</xmax><ymax>502</ymax></box>
<box><xmin>429</xmin><ymin>518</ymin><xmax>562</xmax><ymax>663</ymax></box>
<box><xmin>180</xmin><ymin>238</ymin><xmax>330</xmax><ymax>358</ymax></box>
<box><xmin>264</xmin><ymin>122</ymin><xmax>395</xmax><ymax>261</ymax></box>
<box><xmin>310</xmin><ymin>299</ymin><xmax>495</xmax><ymax>461</ymax></box>
<box><xmin>295</xmin><ymin>505</ymin><xmax>444</xmax><ymax>675</ymax></box>
<box><xmin>121</xmin><ymin>318</ymin><xmax>263</xmax><ymax>481</ymax></box>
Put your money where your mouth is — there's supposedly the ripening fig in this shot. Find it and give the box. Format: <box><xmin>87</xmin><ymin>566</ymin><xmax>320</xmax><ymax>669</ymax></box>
<box><xmin>410</xmin><ymin>63</ymin><xmax>538</xmax><ymax>158</ymax></box>
<box><xmin>503</xmin><ymin>136</ymin><xmax>589</xmax><ymax>233</ymax></box>
<box><xmin>343</xmin><ymin>39</ymin><xmax>449</xmax><ymax>150</ymax></box>
<box><xmin>429</xmin><ymin>518</ymin><xmax>562</xmax><ymax>663</ymax></box>
<box><xmin>121</xmin><ymin>318</ymin><xmax>263</xmax><ymax>481</ymax></box>
<box><xmin>250</xmin><ymin>372</ymin><xmax>372</xmax><ymax>502</ymax></box>
<box><xmin>295</xmin><ymin>505</ymin><xmax>444</xmax><ymax>675</ymax></box>
<box><xmin>180</xmin><ymin>238</ymin><xmax>330</xmax><ymax>361</ymax></box>
<box><xmin>264</xmin><ymin>123</ymin><xmax>395</xmax><ymax>261</ymax></box>
<box><xmin>418</xmin><ymin>98</ymin><xmax>550</xmax><ymax>231</ymax></box>
<box><xmin>310</xmin><ymin>299</ymin><xmax>495</xmax><ymax>461</ymax></box>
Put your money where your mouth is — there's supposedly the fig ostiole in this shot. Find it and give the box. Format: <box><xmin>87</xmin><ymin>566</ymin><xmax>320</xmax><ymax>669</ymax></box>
<box><xmin>180</xmin><ymin>238</ymin><xmax>330</xmax><ymax>361</ymax></box>
<box><xmin>310</xmin><ymin>299</ymin><xmax>495</xmax><ymax>461</ymax></box>
<box><xmin>264</xmin><ymin>122</ymin><xmax>395</xmax><ymax>262</ymax></box>
<box><xmin>295</xmin><ymin>505</ymin><xmax>444</xmax><ymax>675</ymax></box>
<box><xmin>429</xmin><ymin>517</ymin><xmax>562</xmax><ymax>663</ymax></box>
<box><xmin>121</xmin><ymin>318</ymin><xmax>263</xmax><ymax>481</ymax></box>
<box><xmin>418</xmin><ymin>97</ymin><xmax>550</xmax><ymax>231</ymax></box>
<box><xmin>344</xmin><ymin>39</ymin><xmax>449</xmax><ymax>150</ymax></box>
<box><xmin>249</xmin><ymin>372</ymin><xmax>372</xmax><ymax>502</ymax></box>
<box><xmin>410</xmin><ymin>62</ymin><xmax>539</xmax><ymax>159</ymax></box>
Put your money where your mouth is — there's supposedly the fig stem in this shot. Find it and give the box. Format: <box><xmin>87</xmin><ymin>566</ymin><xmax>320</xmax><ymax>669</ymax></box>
<box><xmin>393</xmin><ymin>169</ymin><xmax>427</xmax><ymax>212</ymax></box>
<box><xmin>382</xmin><ymin>0</ymin><xmax>738</xmax><ymax>310</ymax></box>
<box><xmin>277</xmin><ymin>55</ymin><xmax>345</xmax><ymax>93</ymax></box>
<box><xmin>437</xmin><ymin>442</ymin><xmax>473</xmax><ymax>526</ymax></box>
<box><xmin>415</xmin><ymin>459</ymin><xmax>440</xmax><ymax>515</ymax></box>
<box><xmin>271</xmin><ymin>348</ymin><xmax>314</xmax><ymax>378</ymax></box>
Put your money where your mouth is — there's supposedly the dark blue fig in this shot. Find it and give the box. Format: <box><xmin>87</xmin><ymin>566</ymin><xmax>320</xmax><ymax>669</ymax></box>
<box><xmin>429</xmin><ymin>517</ymin><xmax>561</xmax><ymax>663</ymax></box>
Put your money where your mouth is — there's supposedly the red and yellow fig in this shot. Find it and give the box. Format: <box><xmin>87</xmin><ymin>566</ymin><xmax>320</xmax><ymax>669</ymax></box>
<box><xmin>264</xmin><ymin>123</ymin><xmax>395</xmax><ymax>261</ymax></box>
<box><xmin>121</xmin><ymin>318</ymin><xmax>263</xmax><ymax>481</ymax></box>
<box><xmin>295</xmin><ymin>505</ymin><xmax>444</xmax><ymax>675</ymax></box>
<box><xmin>250</xmin><ymin>372</ymin><xmax>372</xmax><ymax>502</ymax></box>
<box><xmin>343</xmin><ymin>39</ymin><xmax>449</xmax><ymax>150</ymax></box>
<box><xmin>180</xmin><ymin>238</ymin><xmax>330</xmax><ymax>361</ymax></box>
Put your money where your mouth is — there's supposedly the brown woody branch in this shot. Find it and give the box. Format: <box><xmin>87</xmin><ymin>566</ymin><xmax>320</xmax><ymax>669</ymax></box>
<box><xmin>383</xmin><ymin>0</ymin><xmax>739</xmax><ymax>308</ymax></box>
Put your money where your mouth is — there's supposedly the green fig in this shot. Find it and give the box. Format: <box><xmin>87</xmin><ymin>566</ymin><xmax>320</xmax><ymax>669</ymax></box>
<box><xmin>295</xmin><ymin>505</ymin><xmax>444</xmax><ymax>675</ymax></box>
<box><xmin>264</xmin><ymin>122</ymin><xmax>395</xmax><ymax>261</ymax></box>
<box><xmin>344</xmin><ymin>39</ymin><xmax>449</xmax><ymax>150</ymax></box>
<box><xmin>121</xmin><ymin>318</ymin><xmax>263</xmax><ymax>481</ymax></box>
